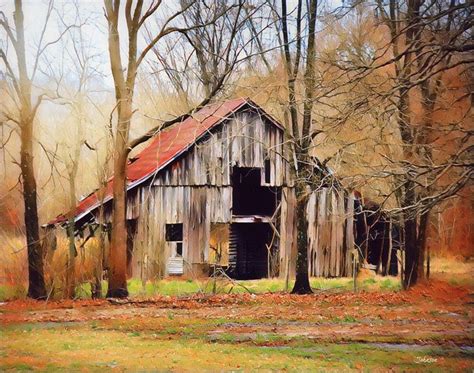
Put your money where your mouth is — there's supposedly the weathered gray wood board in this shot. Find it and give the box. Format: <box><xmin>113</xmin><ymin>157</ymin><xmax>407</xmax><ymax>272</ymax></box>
<box><xmin>279</xmin><ymin>187</ymin><xmax>356</xmax><ymax>279</ymax></box>
<box><xmin>279</xmin><ymin>187</ymin><xmax>297</xmax><ymax>279</ymax></box>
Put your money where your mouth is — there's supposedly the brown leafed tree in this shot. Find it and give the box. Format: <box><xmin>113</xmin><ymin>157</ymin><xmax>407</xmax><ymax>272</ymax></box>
<box><xmin>370</xmin><ymin>0</ymin><xmax>472</xmax><ymax>287</ymax></box>
<box><xmin>314</xmin><ymin>0</ymin><xmax>473</xmax><ymax>288</ymax></box>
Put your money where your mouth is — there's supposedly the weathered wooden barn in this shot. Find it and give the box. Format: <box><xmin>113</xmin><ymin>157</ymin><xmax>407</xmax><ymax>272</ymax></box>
<box><xmin>47</xmin><ymin>98</ymin><xmax>369</xmax><ymax>280</ymax></box>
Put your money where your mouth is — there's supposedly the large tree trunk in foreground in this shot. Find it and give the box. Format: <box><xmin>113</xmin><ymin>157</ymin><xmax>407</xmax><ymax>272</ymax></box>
<box><xmin>106</xmin><ymin>92</ymin><xmax>133</xmax><ymax>297</ymax></box>
<box><xmin>14</xmin><ymin>0</ymin><xmax>47</xmax><ymax>300</ymax></box>
<box><xmin>21</xmin><ymin>120</ymin><xmax>47</xmax><ymax>300</ymax></box>
<box><xmin>106</xmin><ymin>116</ymin><xmax>130</xmax><ymax>298</ymax></box>
<box><xmin>104</xmin><ymin>0</ymin><xmax>139</xmax><ymax>298</ymax></box>
<box><xmin>292</xmin><ymin>181</ymin><xmax>312</xmax><ymax>294</ymax></box>
<box><xmin>290</xmin><ymin>0</ymin><xmax>318</xmax><ymax>295</ymax></box>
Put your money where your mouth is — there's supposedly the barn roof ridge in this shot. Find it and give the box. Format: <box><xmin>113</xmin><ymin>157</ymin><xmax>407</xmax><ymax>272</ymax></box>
<box><xmin>47</xmin><ymin>97</ymin><xmax>284</xmax><ymax>226</ymax></box>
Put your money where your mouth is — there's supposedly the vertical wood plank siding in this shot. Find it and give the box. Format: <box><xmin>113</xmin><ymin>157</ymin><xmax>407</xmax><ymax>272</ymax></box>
<box><xmin>279</xmin><ymin>187</ymin><xmax>297</xmax><ymax>279</ymax></box>
<box><xmin>280</xmin><ymin>187</ymin><xmax>357</xmax><ymax>279</ymax></box>
<box><xmin>131</xmin><ymin>111</ymin><xmax>287</xmax><ymax>277</ymax></box>
<box><xmin>150</xmin><ymin>112</ymin><xmax>286</xmax><ymax>187</ymax></box>
<box><xmin>122</xmin><ymin>109</ymin><xmax>359</xmax><ymax>279</ymax></box>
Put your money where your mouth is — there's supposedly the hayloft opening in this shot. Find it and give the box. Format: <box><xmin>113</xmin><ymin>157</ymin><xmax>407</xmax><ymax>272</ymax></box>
<box><xmin>231</xmin><ymin>167</ymin><xmax>278</xmax><ymax>216</ymax></box>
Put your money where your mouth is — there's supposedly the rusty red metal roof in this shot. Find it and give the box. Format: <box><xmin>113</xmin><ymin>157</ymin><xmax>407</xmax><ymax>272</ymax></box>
<box><xmin>48</xmin><ymin>98</ymin><xmax>278</xmax><ymax>226</ymax></box>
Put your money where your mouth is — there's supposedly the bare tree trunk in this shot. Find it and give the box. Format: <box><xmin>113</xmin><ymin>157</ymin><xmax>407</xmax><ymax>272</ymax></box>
<box><xmin>104</xmin><ymin>0</ymin><xmax>136</xmax><ymax>298</ymax></box>
<box><xmin>426</xmin><ymin>242</ymin><xmax>430</xmax><ymax>279</ymax></box>
<box><xmin>290</xmin><ymin>0</ymin><xmax>318</xmax><ymax>295</ymax></box>
<box><xmin>21</xmin><ymin>120</ymin><xmax>46</xmax><ymax>299</ymax></box>
<box><xmin>416</xmin><ymin>211</ymin><xmax>429</xmax><ymax>280</ymax></box>
<box><xmin>402</xmin><ymin>181</ymin><xmax>418</xmax><ymax>289</ymax></box>
<box><xmin>398</xmin><ymin>79</ymin><xmax>420</xmax><ymax>289</ymax></box>
<box><xmin>14</xmin><ymin>0</ymin><xmax>46</xmax><ymax>299</ymax></box>
<box><xmin>107</xmin><ymin>107</ymin><xmax>131</xmax><ymax>298</ymax></box>
<box><xmin>291</xmin><ymin>179</ymin><xmax>312</xmax><ymax>294</ymax></box>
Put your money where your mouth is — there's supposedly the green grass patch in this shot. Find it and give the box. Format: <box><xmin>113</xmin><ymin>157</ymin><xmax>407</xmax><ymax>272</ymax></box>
<box><xmin>3</xmin><ymin>324</ymin><xmax>470</xmax><ymax>372</ymax></box>
<box><xmin>332</xmin><ymin>315</ymin><xmax>359</xmax><ymax>323</ymax></box>
<box><xmin>74</xmin><ymin>278</ymin><xmax>203</xmax><ymax>299</ymax></box>
<box><xmin>380</xmin><ymin>278</ymin><xmax>401</xmax><ymax>290</ymax></box>
<box><xmin>0</xmin><ymin>284</ymin><xmax>26</xmax><ymax>301</ymax></box>
<box><xmin>74</xmin><ymin>277</ymin><xmax>362</xmax><ymax>299</ymax></box>
<box><xmin>363</xmin><ymin>278</ymin><xmax>377</xmax><ymax>285</ymax></box>
<box><xmin>2</xmin><ymin>275</ymin><xmax>403</xmax><ymax>301</ymax></box>
<box><xmin>8</xmin><ymin>363</ymin><xmax>34</xmax><ymax>371</ymax></box>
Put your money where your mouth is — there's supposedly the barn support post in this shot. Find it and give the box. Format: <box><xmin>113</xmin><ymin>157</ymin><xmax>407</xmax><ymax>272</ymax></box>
<box><xmin>65</xmin><ymin>220</ymin><xmax>78</xmax><ymax>299</ymax></box>
<box><xmin>352</xmin><ymin>248</ymin><xmax>358</xmax><ymax>292</ymax></box>
<box><xmin>345</xmin><ymin>192</ymin><xmax>355</xmax><ymax>277</ymax></box>
<box><xmin>91</xmin><ymin>225</ymin><xmax>106</xmax><ymax>299</ymax></box>
<box><xmin>126</xmin><ymin>219</ymin><xmax>138</xmax><ymax>278</ymax></box>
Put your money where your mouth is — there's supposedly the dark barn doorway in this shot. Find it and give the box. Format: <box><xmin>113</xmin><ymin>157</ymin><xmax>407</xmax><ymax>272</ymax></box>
<box><xmin>364</xmin><ymin>207</ymin><xmax>399</xmax><ymax>276</ymax></box>
<box><xmin>228</xmin><ymin>223</ymin><xmax>272</xmax><ymax>279</ymax></box>
<box><xmin>228</xmin><ymin>167</ymin><xmax>279</xmax><ymax>279</ymax></box>
<box><xmin>232</xmin><ymin>167</ymin><xmax>278</xmax><ymax>216</ymax></box>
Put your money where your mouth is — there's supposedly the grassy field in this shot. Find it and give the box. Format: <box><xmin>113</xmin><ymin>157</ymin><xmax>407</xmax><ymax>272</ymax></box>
<box><xmin>0</xmin><ymin>275</ymin><xmax>401</xmax><ymax>302</ymax></box>
<box><xmin>78</xmin><ymin>275</ymin><xmax>400</xmax><ymax>298</ymax></box>
<box><xmin>2</xmin><ymin>323</ymin><xmax>470</xmax><ymax>372</ymax></box>
<box><xmin>0</xmin><ymin>276</ymin><xmax>400</xmax><ymax>301</ymax></box>
<box><xmin>1</xmin><ymin>258</ymin><xmax>472</xmax><ymax>371</ymax></box>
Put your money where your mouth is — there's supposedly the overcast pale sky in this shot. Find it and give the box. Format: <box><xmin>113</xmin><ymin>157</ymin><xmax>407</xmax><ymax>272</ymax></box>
<box><xmin>1</xmin><ymin>0</ymin><xmax>343</xmax><ymax>89</ymax></box>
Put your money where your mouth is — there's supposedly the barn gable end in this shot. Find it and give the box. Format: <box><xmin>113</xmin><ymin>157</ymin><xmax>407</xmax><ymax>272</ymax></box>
<box><xmin>130</xmin><ymin>107</ymin><xmax>289</xmax><ymax>278</ymax></box>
